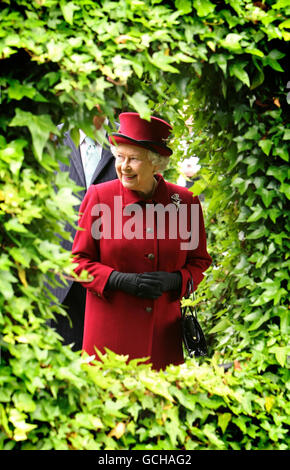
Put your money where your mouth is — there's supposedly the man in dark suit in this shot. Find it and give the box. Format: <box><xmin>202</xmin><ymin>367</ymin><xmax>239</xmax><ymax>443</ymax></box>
<box><xmin>52</xmin><ymin>116</ymin><xmax>117</xmax><ymax>351</ymax></box>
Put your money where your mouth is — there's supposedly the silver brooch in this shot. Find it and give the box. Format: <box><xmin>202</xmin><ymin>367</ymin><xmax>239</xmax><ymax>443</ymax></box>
<box><xmin>171</xmin><ymin>193</ymin><xmax>182</xmax><ymax>210</ymax></box>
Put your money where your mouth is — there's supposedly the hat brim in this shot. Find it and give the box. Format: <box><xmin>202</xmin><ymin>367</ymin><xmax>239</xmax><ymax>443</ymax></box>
<box><xmin>109</xmin><ymin>133</ymin><xmax>172</xmax><ymax>157</ymax></box>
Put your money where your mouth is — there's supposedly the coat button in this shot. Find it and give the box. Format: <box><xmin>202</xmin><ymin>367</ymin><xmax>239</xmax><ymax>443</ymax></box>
<box><xmin>145</xmin><ymin>307</ymin><xmax>152</xmax><ymax>313</ymax></box>
<box><xmin>146</xmin><ymin>227</ymin><xmax>153</xmax><ymax>233</ymax></box>
<box><xmin>147</xmin><ymin>253</ymin><xmax>155</xmax><ymax>260</ymax></box>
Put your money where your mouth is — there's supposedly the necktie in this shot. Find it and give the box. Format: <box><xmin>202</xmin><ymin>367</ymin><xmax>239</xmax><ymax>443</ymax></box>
<box><xmin>83</xmin><ymin>136</ymin><xmax>101</xmax><ymax>188</ymax></box>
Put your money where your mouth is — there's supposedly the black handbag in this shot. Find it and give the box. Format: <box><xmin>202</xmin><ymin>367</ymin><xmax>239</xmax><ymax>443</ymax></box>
<box><xmin>181</xmin><ymin>279</ymin><xmax>208</xmax><ymax>358</ymax></box>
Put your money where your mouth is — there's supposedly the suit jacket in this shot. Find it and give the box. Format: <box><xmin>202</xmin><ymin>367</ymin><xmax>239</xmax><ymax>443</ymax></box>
<box><xmin>53</xmin><ymin>130</ymin><xmax>117</xmax><ymax>303</ymax></box>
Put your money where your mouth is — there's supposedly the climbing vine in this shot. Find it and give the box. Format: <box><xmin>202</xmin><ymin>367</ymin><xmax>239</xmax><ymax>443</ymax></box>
<box><xmin>0</xmin><ymin>0</ymin><xmax>289</xmax><ymax>449</ymax></box>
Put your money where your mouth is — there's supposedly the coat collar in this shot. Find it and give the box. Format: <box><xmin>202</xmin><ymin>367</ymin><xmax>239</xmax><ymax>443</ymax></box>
<box><xmin>121</xmin><ymin>173</ymin><xmax>171</xmax><ymax>208</ymax></box>
<box><xmin>64</xmin><ymin>129</ymin><xmax>114</xmax><ymax>186</ymax></box>
<box><xmin>91</xmin><ymin>145</ymin><xmax>114</xmax><ymax>184</ymax></box>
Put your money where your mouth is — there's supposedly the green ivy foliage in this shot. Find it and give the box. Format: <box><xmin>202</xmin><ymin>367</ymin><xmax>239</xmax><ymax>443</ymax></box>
<box><xmin>1</xmin><ymin>350</ymin><xmax>289</xmax><ymax>450</ymax></box>
<box><xmin>0</xmin><ymin>0</ymin><xmax>289</xmax><ymax>450</ymax></box>
<box><xmin>180</xmin><ymin>5</ymin><xmax>290</xmax><ymax>366</ymax></box>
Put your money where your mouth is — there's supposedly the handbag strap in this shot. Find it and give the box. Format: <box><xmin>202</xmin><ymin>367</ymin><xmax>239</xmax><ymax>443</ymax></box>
<box><xmin>182</xmin><ymin>275</ymin><xmax>198</xmax><ymax>320</ymax></box>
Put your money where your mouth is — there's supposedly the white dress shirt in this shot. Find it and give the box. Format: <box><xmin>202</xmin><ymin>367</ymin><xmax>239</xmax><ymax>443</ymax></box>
<box><xmin>79</xmin><ymin>129</ymin><xmax>104</xmax><ymax>189</ymax></box>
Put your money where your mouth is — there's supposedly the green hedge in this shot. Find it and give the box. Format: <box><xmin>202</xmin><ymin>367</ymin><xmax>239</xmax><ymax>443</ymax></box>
<box><xmin>1</xmin><ymin>349</ymin><xmax>289</xmax><ymax>450</ymax></box>
<box><xmin>0</xmin><ymin>0</ymin><xmax>289</xmax><ymax>450</ymax></box>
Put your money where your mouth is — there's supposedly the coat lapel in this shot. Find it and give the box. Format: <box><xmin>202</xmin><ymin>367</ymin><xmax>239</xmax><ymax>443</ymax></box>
<box><xmin>91</xmin><ymin>146</ymin><xmax>114</xmax><ymax>184</ymax></box>
<box><xmin>64</xmin><ymin>127</ymin><xmax>116</xmax><ymax>187</ymax></box>
<box><xmin>63</xmin><ymin>132</ymin><xmax>86</xmax><ymax>186</ymax></box>
<box><xmin>90</xmin><ymin>122</ymin><xmax>118</xmax><ymax>184</ymax></box>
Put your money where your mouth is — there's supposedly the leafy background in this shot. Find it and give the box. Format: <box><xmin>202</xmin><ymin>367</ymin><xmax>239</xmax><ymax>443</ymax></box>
<box><xmin>0</xmin><ymin>0</ymin><xmax>289</xmax><ymax>450</ymax></box>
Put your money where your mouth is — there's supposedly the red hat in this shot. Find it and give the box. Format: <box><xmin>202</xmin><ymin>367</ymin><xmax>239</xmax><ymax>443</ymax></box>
<box><xmin>109</xmin><ymin>112</ymin><xmax>173</xmax><ymax>156</ymax></box>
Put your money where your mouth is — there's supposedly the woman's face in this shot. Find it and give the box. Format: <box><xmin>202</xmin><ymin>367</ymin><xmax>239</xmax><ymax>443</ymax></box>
<box><xmin>114</xmin><ymin>144</ymin><xmax>158</xmax><ymax>195</ymax></box>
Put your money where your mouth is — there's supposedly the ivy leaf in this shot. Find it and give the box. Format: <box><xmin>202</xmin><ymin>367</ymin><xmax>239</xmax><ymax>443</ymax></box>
<box><xmin>273</xmin><ymin>146</ymin><xmax>289</xmax><ymax>162</ymax></box>
<box><xmin>73</xmin><ymin>413</ymin><xmax>103</xmax><ymax>430</ymax></box>
<box><xmin>248</xmin><ymin>311</ymin><xmax>270</xmax><ymax>331</ymax></box>
<box><xmin>273</xmin><ymin>0</ymin><xmax>289</xmax><ymax>9</ymax></box>
<box><xmin>247</xmin><ymin>206</ymin><xmax>265</xmax><ymax>222</ymax></box>
<box><xmin>232</xmin><ymin>176</ymin><xmax>250</xmax><ymax>194</ymax></box>
<box><xmin>245</xmin><ymin>47</ymin><xmax>264</xmax><ymax>58</ymax></box>
<box><xmin>263</xmin><ymin>50</ymin><xmax>285</xmax><ymax>72</ymax></box>
<box><xmin>130</xmin><ymin>58</ymin><xmax>143</xmax><ymax>78</ymax></box>
<box><xmin>209</xmin><ymin>318</ymin><xmax>231</xmax><ymax>334</ymax></box>
<box><xmin>126</xmin><ymin>92</ymin><xmax>151</xmax><ymax>120</ymax></box>
<box><xmin>7</xmin><ymin>81</ymin><xmax>35</xmax><ymax>101</ymax></box>
<box><xmin>4</xmin><ymin>218</ymin><xmax>28</xmax><ymax>233</ymax></box>
<box><xmin>279</xmin><ymin>18</ymin><xmax>290</xmax><ymax>29</ymax></box>
<box><xmin>9</xmin><ymin>109</ymin><xmax>58</xmax><ymax>161</ymax></box>
<box><xmin>253</xmin><ymin>176</ymin><xmax>266</xmax><ymax>189</ymax></box>
<box><xmin>221</xmin><ymin>33</ymin><xmax>243</xmax><ymax>52</ymax></box>
<box><xmin>280</xmin><ymin>181</ymin><xmax>290</xmax><ymax>200</ymax></box>
<box><xmin>13</xmin><ymin>392</ymin><xmax>36</xmax><ymax>413</ymax></box>
<box><xmin>9</xmin><ymin>409</ymin><xmax>37</xmax><ymax>442</ymax></box>
<box><xmin>149</xmin><ymin>51</ymin><xmax>180</xmax><ymax>73</ymax></box>
<box><xmin>139</xmin><ymin>371</ymin><xmax>173</xmax><ymax>402</ymax></box>
<box><xmin>0</xmin><ymin>270</ymin><xmax>17</xmax><ymax>300</ymax></box>
<box><xmin>46</xmin><ymin>39</ymin><xmax>66</xmax><ymax>62</ymax></box>
<box><xmin>193</xmin><ymin>0</ymin><xmax>215</xmax><ymax>17</ymax></box>
<box><xmin>213</xmin><ymin>54</ymin><xmax>228</xmax><ymax>75</ymax></box>
<box><xmin>256</xmin><ymin>187</ymin><xmax>275</xmax><ymax>207</ymax></box>
<box><xmin>259</xmin><ymin>139</ymin><xmax>272</xmax><ymax>155</ymax></box>
<box><xmin>244</xmin><ymin>126</ymin><xmax>261</xmax><ymax>140</ymax></box>
<box><xmin>60</xmin><ymin>1</ymin><xmax>80</xmax><ymax>25</ymax></box>
<box><xmin>0</xmin><ymin>139</ymin><xmax>26</xmax><ymax>174</ymax></box>
<box><xmin>203</xmin><ymin>424</ymin><xmax>226</xmax><ymax>449</ymax></box>
<box><xmin>9</xmin><ymin>247</ymin><xmax>31</xmax><ymax>268</ymax></box>
<box><xmin>244</xmin><ymin>156</ymin><xmax>261</xmax><ymax>176</ymax></box>
<box><xmin>247</xmin><ymin>225</ymin><xmax>269</xmax><ymax>239</ymax></box>
<box><xmin>269</xmin><ymin>347</ymin><xmax>288</xmax><ymax>367</ymax></box>
<box><xmin>108</xmin><ymin>422</ymin><xmax>126</xmax><ymax>439</ymax></box>
<box><xmin>70</xmin><ymin>126</ymin><xmax>80</xmax><ymax>150</ymax></box>
<box><xmin>229</xmin><ymin>63</ymin><xmax>250</xmax><ymax>87</ymax></box>
<box><xmin>218</xmin><ymin>413</ymin><xmax>232</xmax><ymax>433</ymax></box>
<box><xmin>250</xmin><ymin>68</ymin><xmax>265</xmax><ymax>90</ymax></box>
<box><xmin>175</xmin><ymin>0</ymin><xmax>192</xmax><ymax>14</ymax></box>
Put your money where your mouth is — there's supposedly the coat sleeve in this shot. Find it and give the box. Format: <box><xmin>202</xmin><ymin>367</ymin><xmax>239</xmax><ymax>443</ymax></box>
<box><xmin>71</xmin><ymin>185</ymin><xmax>114</xmax><ymax>298</ymax></box>
<box><xmin>178</xmin><ymin>195</ymin><xmax>212</xmax><ymax>298</ymax></box>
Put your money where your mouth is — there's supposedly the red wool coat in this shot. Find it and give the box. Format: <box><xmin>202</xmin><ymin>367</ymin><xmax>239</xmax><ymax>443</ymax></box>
<box><xmin>72</xmin><ymin>174</ymin><xmax>212</xmax><ymax>370</ymax></box>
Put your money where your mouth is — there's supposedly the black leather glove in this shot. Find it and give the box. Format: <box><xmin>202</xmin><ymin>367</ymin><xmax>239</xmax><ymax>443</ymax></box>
<box><xmin>106</xmin><ymin>271</ymin><xmax>162</xmax><ymax>299</ymax></box>
<box><xmin>137</xmin><ymin>276</ymin><xmax>163</xmax><ymax>299</ymax></box>
<box><xmin>106</xmin><ymin>271</ymin><xmax>140</xmax><ymax>297</ymax></box>
<box><xmin>139</xmin><ymin>271</ymin><xmax>182</xmax><ymax>294</ymax></box>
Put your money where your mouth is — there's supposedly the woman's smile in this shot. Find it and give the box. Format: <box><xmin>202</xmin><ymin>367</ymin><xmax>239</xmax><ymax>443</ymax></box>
<box><xmin>122</xmin><ymin>174</ymin><xmax>136</xmax><ymax>179</ymax></box>
<box><xmin>114</xmin><ymin>144</ymin><xmax>158</xmax><ymax>197</ymax></box>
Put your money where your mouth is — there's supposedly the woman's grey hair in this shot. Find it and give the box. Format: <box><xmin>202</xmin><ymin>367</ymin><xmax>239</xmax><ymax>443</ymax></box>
<box><xmin>110</xmin><ymin>145</ymin><xmax>168</xmax><ymax>173</ymax></box>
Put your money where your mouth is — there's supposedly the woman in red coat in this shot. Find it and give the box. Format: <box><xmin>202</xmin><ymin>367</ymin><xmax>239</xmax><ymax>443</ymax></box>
<box><xmin>72</xmin><ymin>112</ymin><xmax>212</xmax><ymax>370</ymax></box>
